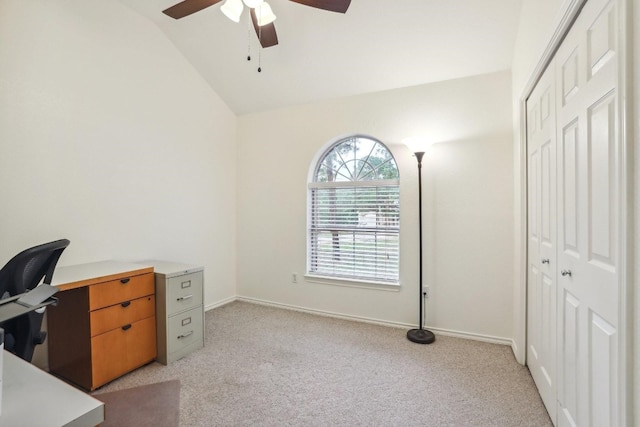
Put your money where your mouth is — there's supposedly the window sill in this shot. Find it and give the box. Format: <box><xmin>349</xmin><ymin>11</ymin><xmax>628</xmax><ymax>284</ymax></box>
<box><xmin>304</xmin><ymin>274</ymin><xmax>400</xmax><ymax>291</ymax></box>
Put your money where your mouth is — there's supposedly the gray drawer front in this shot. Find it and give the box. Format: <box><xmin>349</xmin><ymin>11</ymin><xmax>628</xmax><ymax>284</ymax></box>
<box><xmin>167</xmin><ymin>306</ymin><xmax>203</xmax><ymax>356</ymax></box>
<box><xmin>166</xmin><ymin>272</ymin><xmax>203</xmax><ymax>314</ymax></box>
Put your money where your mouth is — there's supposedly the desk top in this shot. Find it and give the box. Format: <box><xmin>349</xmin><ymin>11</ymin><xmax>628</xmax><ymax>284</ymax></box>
<box><xmin>50</xmin><ymin>260</ymin><xmax>153</xmax><ymax>291</ymax></box>
<box><xmin>0</xmin><ymin>351</ymin><xmax>104</xmax><ymax>427</ymax></box>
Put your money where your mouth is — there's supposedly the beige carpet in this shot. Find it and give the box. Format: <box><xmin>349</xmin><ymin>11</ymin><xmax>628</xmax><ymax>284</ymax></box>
<box><xmin>93</xmin><ymin>301</ymin><xmax>552</xmax><ymax>426</ymax></box>
<box><xmin>93</xmin><ymin>379</ymin><xmax>180</xmax><ymax>427</ymax></box>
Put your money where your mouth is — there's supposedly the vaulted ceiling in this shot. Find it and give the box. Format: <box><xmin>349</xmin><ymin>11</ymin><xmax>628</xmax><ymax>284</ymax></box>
<box><xmin>119</xmin><ymin>0</ymin><xmax>522</xmax><ymax>115</ymax></box>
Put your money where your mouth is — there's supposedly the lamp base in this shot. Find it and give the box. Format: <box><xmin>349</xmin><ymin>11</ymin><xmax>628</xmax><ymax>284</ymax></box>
<box><xmin>407</xmin><ymin>328</ymin><xmax>435</xmax><ymax>344</ymax></box>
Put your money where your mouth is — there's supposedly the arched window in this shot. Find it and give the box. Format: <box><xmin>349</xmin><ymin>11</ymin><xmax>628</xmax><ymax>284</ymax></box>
<box><xmin>307</xmin><ymin>136</ymin><xmax>400</xmax><ymax>284</ymax></box>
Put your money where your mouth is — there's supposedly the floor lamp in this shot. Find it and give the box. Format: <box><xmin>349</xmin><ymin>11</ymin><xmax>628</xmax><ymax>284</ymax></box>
<box><xmin>403</xmin><ymin>141</ymin><xmax>435</xmax><ymax>344</ymax></box>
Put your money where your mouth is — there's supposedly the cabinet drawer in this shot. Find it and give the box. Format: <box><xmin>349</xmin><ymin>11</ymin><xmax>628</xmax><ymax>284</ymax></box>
<box><xmin>166</xmin><ymin>272</ymin><xmax>203</xmax><ymax>314</ymax></box>
<box><xmin>91</xmin><ymin>316</ymin><xmax>156</xmax><ymax>388</ymax></box>
<box><xmin>90</xmin><ymin>295</ymin><xmax>155</xmax><ymax>337</ymax></box>
<box><xmin>167</xmin><ymin>306</ymin><xmax>203</xmax><ymax>356</ymax></box>
<box><xmin>89</xmin><ymin>272</ymin><xmax>154</xmax><ymax>311</ymax></box>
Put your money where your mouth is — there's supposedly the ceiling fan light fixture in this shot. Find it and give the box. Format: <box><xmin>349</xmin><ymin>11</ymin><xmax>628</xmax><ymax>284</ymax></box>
<box><xmin>243</xmin><ymin>0</ymin><xmax>264</xmax><ymax>8</ymax></box>
<box><xmin>256</xmin><ymin>2</ymin><xmax>276</xmax><ymax>26</ymax></box>
<box><xmin>221</xmin><ymin>0</ymin><xmax>243</xmax><ymax>22</ymax></box>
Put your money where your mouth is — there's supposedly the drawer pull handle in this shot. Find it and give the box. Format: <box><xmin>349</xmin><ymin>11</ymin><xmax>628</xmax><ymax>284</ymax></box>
<box><xmin>122</xmin><ymin>324</ymin><xmax>132</xmax><ymax>331</ymax></box>
<box><xmin>177</xmin><ymin>295</ymin><xmax>193</xmax><ymax>302</ymax></box>
<box><xmin>178</xmin><ymin>331</ymin><xmax>194</xmax><ymax>339</ymax></box>
<box><xmin>120</xmin><ymin>278</ymin><xmax>130</xmax><ymax>284</ymax></box>
<box><xmin>181</xmin><ymin>280</ymin><xmax>192</xmax><ymax>289</ymax></box>
<box><xmin>121</xmin><ymin>301</ymin><xmax>131</xmax><ymax>308</ymax></box>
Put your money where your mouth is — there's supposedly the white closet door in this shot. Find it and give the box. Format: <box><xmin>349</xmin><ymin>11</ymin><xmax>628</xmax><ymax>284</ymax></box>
<box><xmin>526</xmin><ymin>62</ymin><xmax>557</xmax><ymax>423</ymax></box>
<box><xmin>555</xmin><ymin>0</ymin><xmax>619</xmax><ymax>425</ymax></box>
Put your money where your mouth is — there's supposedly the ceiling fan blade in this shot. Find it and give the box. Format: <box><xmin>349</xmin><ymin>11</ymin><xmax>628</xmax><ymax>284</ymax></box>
<box><xmin>162</xmin><ymin>0</ymin><xmax>223</xmax><ymax>19</ymax></box>
<box><xmin>250</xmin><ymin>9</ymin><xmax>279</xmax><ymax>48</ymax></box>
<box><xmin>288</xmin><ymin>0</ymin><xmax>351</xmax><ymax>13</ymax></box>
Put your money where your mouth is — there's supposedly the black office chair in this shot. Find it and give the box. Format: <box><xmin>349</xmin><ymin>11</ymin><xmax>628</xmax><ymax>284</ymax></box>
<box><xmin>0</xmin><ymin>239</ymin><xmax>70</xmax><ymax>362</ymax></box>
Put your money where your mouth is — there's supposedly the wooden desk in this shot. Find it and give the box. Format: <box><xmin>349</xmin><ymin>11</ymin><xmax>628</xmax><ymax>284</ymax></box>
<box><xmin>48</xmin><ymin>261</ymin><xmax>156</xmax><ymax>390</ymax></box>
<box><xmin>0</xmin><ymin>351</ymin><xmax>104</xmax><ymax>427</ymax></box>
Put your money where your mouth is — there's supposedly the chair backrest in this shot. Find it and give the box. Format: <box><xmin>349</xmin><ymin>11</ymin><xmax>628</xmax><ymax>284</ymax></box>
<box><xmin>0</xmin><ymin>239</ymin><xmax>70</xmax><ymax>361</ymax></box>
<box><xmin>0</xmin><ymin>239</ymin><xmax>70</xmax><ymax>297</ymax></box>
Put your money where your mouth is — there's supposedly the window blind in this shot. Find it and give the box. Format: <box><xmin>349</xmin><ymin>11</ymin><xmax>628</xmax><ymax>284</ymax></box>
<box><xmin>309</xmin><ymin>183</ymin><xmax>399</xmax><ymax>283</ymax></box>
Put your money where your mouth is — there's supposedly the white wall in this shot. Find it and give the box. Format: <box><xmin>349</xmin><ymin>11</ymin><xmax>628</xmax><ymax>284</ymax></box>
<box><xmin>237</xmin><ymin>71</ymin><xmax>515</xmax><ymax>342</ymax></box>
<box><xmin>512</xmin><ymin>0</ymin><xmax>568</xmax><ymax>93</ymax></box>
<box><xmin>0</xmin><ymin>0</ymin><xmax>237</xmax><ymax>307</ymax></box>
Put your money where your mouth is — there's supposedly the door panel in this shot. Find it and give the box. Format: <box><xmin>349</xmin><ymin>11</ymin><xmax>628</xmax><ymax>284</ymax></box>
<box><xmin>561</xmin><ymin>49</ymin><xmax>579</xmax><ymax>105</ymax></box>
<box><xmin>555</xmin><ymin>0</ymin><xmax>619</xmax><ymax>425</ymax></box>
<box><xmin>561</xmin><ymin>121</ymin><xmax>579</xmax><ymax>256</ymax></box>
<box><xmin>587</xmin><ymin>92</ymin><xmax>616</xmax><ymax>268</ymax></box>
<box><xmin>587</xmin><ymin>5</ymin><xmax>615</xmax><ymax>77</ymax></box>
<box><xmin>559</xmin><ymin>290</ymin><xmax>579</xmax><ymax>427</ymax></box>
<box><xmin>526</xmin><ymin>60</ymin><xmax>557</xmax><ymax>422</ymax></box>
<box><xmin>527</xmin><ymin>1</ymin><xmax>621</xmax><ymax>425</ymax></box>
<box><xmin>541</xmin><ymin>140</ymin><xmax>553</xmax><ymax>245</ymax></box>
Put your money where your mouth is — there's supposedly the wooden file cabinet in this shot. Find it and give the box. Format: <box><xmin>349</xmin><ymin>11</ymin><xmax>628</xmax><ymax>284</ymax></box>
<box><xmin>144</xmin><ymin>261</ymin><xmax>204</xmax><ymax>365</ymax></box>
<box><xmin>47</xmin><ymin>261</ymin><xmax>157</xmax><ymax>391</ymax></box>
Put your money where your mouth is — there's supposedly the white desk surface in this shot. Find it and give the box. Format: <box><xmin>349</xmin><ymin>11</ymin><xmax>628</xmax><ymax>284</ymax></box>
<box><xmin>0</xmin><ymin>351</ymin><xmax>104</xmax><ymax>427</ymax></box>
<box><xmin>50</xmin><ymin>260</ymin><xmax>153</xmax><ymax>291</ymax></box>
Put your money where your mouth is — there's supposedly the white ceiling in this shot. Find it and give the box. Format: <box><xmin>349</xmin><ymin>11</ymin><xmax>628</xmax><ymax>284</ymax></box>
<box><xmin>119</xmin><ymin>0</ymin><xmax>523</xmax><ymax>115</ymax></box>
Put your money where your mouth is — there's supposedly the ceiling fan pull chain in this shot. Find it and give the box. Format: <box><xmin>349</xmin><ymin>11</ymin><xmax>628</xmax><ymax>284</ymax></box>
<box><xmin>247</xmin><ymin>19</ymin><xmax>252</xmax><ymax>61</ymax></box>
<box><xmin>257</xmin><ymin>21</ymin><xmax>262</xmax><ymax>72</ymax></box>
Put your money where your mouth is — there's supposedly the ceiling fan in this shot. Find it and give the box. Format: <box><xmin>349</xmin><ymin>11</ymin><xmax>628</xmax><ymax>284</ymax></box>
<box><xmin>162</xmin><ymin>0</ymin><xmax>352</xmax><ymax>48</ymax></box>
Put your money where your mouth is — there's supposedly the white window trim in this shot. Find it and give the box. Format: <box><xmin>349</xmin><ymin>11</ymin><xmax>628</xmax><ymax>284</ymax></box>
<box><xmin>309</xmin><ymin>179</ymin><xmax>399</xmax><ymax>189</ymax></box>
<box><xmin>304</xmin><ymin>273</ymin><xmax>401</xmax><ymax>292</ymax></box>
<box><xmin>306</xmin><ymin>135</ymin><xmax>400</xmax><ymax>287</ymax></box>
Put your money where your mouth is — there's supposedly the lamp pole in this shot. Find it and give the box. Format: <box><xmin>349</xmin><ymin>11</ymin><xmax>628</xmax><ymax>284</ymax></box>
<box><xmin>407</xmin><ymin>151</ymin><xmax>435</xmax><ymax>344</ymax></box>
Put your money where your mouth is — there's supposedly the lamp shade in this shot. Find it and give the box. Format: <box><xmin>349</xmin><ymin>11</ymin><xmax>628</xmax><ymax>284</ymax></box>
<box><xmin>255</xmin><ymin>2</ymin><xmax>276</xmax><ymax>26</ymax></box>
<box><xmin>221</xmin><ymin>0</ymin><xmax>243</xmax><ymax>22</ymax></box>
<box><xmin>243</xmin><ymin>0</ymin><xmax>264</xmax><ymax>8</ymax></box>
<box><xmin>402</xmin><ymin>136</ymin><xmax>436</xmax><ymax>153</ymax></box>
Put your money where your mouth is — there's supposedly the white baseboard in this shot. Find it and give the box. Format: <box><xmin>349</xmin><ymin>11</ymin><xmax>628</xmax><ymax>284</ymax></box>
<box><xmin>511</xmin><ymin>340</ymin><xmax>524</xmax><ymax>365</ymax></box>
<box><xmin>425</xmin><ymin>326</ymin><xmax>514</xmax><ymax>347</ymax></box>
<box><xmin>236</xmin><ymin>296</ymin><xmax>414</xmax><ymax>329</ymax></box>
<box><xmin>216</xmin><ymin>296</ymin><xmax>514</xmax><ymax>348</ymax></box>
<box><xmin>204</xmin><ymin>295</ymin><xmax>236</xmax><ymax>311</ymax></box>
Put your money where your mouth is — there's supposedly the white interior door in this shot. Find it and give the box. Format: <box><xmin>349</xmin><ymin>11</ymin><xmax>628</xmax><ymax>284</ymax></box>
<box><xmin>526</xmin><ymin>62</ymin><xmax>557</xmax><ymax>423</ymax></box>
<box><xmin>526</xmin><ymin>0</ymin><xmax>622</xmax><ymax>425</ymax></box>
<box><xmin>555</xmin><ymin>0</ymin><xmax>619</xmax><ymax>425</ymax></box>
